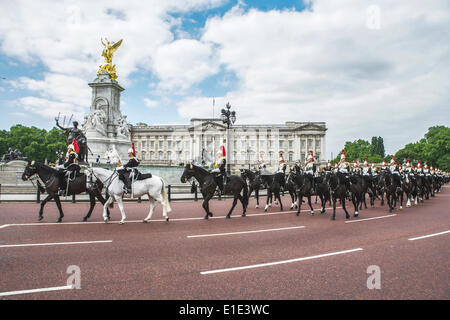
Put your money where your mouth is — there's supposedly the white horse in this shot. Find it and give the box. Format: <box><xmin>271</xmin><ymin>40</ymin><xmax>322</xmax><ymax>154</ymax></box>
<box><xmin>86</xmin><ymin>167</ymin><xmax>171</xmax><ymax>224</ymax></box>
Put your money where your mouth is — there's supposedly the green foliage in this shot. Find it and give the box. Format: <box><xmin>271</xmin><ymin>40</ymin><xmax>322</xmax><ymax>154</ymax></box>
<box><xmin>395</xmin><ymin>126</ymin><xmax>450</xmax><ymax>171</ymax></box>
<box><xmin>332</xmin><ymin>137</ymin><xmax>387</xmax><ymax>163</ymax></box>
<box><xmin>0</xmin><ymin>125</ymin><xmax>67</xmax><ymax>162</ymax></box>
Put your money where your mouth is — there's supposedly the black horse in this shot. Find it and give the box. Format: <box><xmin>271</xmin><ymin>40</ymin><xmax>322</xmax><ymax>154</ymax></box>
<box><xmin>285</xmin><ymin>170</ymin><xmax>299</xmax><ymax>210</ymax></box>
<box><xmin>326</xmin><ymin>172</ymin><xmax>350</xmax><ymax>220</ymax></box>
<box><xmin>240</xmin><ymin>169</ymin><xmax>263</xmax><ymax>208</ymax></box>
<box><xmin>381</xmin><ymin>170</ymin><xmax>402</xmax><ymax>213</ymax></box>
<box><xmin>402</xmin><ymin>172</ymin><xmax>417</xmax><ymax>208</ymax></box>
<box><xmin>291</xmin><ymin>171</ymin><xmax>315</xmax><ymax>216</ymax></box>
<box><xmin>21</xmin><ymin>160</ymin><xmax>109</xmax><ymax>222</ymax></box>
<box><xmin>261</xmin><ymin>172</ymin><xmax>285</xmax><ymax>212</ymax></box>
<box><xmin>349</xmin><ymin>174</ymin><xmax>364</xmax><ymax>217</ymax></box>
<box><xmin>180</xmin><ymin>163</ymin><xmax>248</xmax><ymax>219</ymax></box>
<box><xmin>315</xmin><ymin>172</ymin><xmax>331</xmax><ymax>214</ymax></box>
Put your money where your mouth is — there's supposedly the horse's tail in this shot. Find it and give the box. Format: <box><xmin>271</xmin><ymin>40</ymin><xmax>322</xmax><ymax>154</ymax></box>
<box><xmin>160</xmin><ymin>178</ymin><xmax>172</xmax><ymax>213</ymax></box>
<box><xmin>242</xmin><ymin>180</ymin><xmax>249</xmax><ymax>208</ymax></box>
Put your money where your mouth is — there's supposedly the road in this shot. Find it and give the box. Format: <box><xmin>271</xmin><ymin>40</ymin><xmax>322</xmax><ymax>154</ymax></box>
<box><xmin>0</xmin><ymin>186</ymin><xmax>449</xmax><ymax>300</ymax></box>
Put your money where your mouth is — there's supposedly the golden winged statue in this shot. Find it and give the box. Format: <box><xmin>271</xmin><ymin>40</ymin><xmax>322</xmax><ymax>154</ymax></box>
<box><xmin>97</xmin><ymin>38</ymin><xmax>123</xmax><ymax>80</ymax></box>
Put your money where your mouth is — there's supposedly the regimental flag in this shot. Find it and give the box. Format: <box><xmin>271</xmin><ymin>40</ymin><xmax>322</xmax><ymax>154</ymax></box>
<box><xmin>72</xmin><ymin>138</ymin><xmax>80</xmax><ymax>154</ymax></box>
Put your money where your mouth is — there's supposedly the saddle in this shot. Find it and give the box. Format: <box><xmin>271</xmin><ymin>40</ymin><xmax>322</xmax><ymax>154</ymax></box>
<box><xmin>126</xmin><ymin>169</ymin><xmax>152</xmax><ymax>181</ymax></box>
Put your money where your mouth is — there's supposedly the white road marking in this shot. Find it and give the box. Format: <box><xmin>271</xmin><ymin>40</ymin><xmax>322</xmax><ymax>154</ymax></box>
<box><xmin>200</xmin><ymin>248</ymin><xmax>363</xmax><ymax>275</ymax></box>
<box><xmin>188</xmin><ymin>226</ymin><xmax>305</xmax><ymax>238</ymax></box>
<box><xmin>0</xmin><ymin>285</ymin><xmax>73</xmax><ymax>297</ymax></box>
<box><xmin>0</xmin><ymin>224</ymin><xmax>10</xmax><ymax>229</ymax></box>
<box><xmin>0</xmin><ymin>240</ymin><xmax>112</xmax><ymax>248</ymax></box>
<box><xmin>345</xmin><ymin>214</ymin><xmax>397</xmax><ymax>223</ymax></box>
<box><xmin>408</xmin><ymin>230</ymin><xmax>450</xmax><ymax>241</ymax></box>
<box><xmin>0</xmin><ymin>206</ymin><xmax>342</xmax><ymax>228</ymax></box>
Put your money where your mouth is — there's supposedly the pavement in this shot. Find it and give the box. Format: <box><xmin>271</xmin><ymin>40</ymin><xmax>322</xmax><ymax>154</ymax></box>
<box><xmin>0</xmin><ymin>185</ymin><xmax>449</xmax><ymax>300</ymax></box>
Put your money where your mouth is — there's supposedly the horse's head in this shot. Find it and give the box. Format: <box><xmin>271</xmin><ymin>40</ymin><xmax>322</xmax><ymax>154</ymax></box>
<box><xmin>181</xmin><ymin>163</ymin><xmax>195</xmax><ymax>183</ymax></box>
<box><xmin>22</xmin><ymin>160</ymin><xmax>37</xmax><ymax>181</ymax></box>
<box><xmin>85</xmin><ymin>167</ymin><xmax>97</xmax><ymax>189</ymax></box>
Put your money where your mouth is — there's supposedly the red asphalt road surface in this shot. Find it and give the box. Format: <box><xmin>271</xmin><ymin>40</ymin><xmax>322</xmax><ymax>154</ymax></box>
<box><xmin>0</xmin><ymin>186</ymin><xmax>449</xmax><ymax>300</ymax></box>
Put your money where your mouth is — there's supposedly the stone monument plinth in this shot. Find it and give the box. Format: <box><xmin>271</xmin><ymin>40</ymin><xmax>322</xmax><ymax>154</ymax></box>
<box><xmin>82</xmin><ymin>71</ymin><xmax>131</xmax><ymax>162</ymax></box>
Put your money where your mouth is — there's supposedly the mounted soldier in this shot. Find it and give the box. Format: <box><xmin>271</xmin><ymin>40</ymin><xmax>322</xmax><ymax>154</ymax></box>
<box><xmin>389</xmin><ymin>156</ymin><xmax>399</xmax><ymax>175</ymax></box>
<box><xmin>304</xmin><ymin>150</ymin><xmax>316</xmax><ymax>192</ymax></box>
<box><xmin>56</xmin><ymin>140</ymin><xmax>81</xmax><ymax>195</ymax></box>
<box><xmin>351</xmin><ymin>160</ymin><xmax>361</xmax><ymax>174</ymax></box>
<box><xmin>324</xmin><ymin>160</ymin><xmax>332</xmax><ymax>172</ymax></box>
<box><xmin>381</xmin><ymin>158</ymin><xmax>388</xmax><ymax>171</ymax></box>
<box><xmin>278</xmin><ymin>151</ymin><xmax>287</xmax><ymax>173</ymax></box>
<box><xmin>338</xmin><ymin>149</ymin><xmax>349</xmax><ymax>173</ymax></box>
<box><xmin>405</xmin><ymin>159</ymin><xmax>413</xmax><ymax>173</ymax></box>
<box><xmin>211</xmin><ymin>145</ymin><xmax>227</xmax><ymax>192</ymax></box>
<box><xmin>118</xmin><ymin>144</ymin><xmax>140</xmax><ymax>194</ymax></box>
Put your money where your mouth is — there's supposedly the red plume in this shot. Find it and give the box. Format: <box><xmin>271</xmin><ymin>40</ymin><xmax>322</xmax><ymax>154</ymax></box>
<box><xmin>220</xmin><ymin>145</ymin><xmax>226</xmax><ymax>157</ymax></box>
<box><xmin>131</xmin><ymin>142</ymin><xmax>136</xmax><ymax>157</ymax></box>
<box><xmin>72</xmin><ymin>138</ymin><xmax>79</xmax><ymax>154</ymax></box>
<box><xmin>310</xmin><ymin>150</ymin><xmax>313</xmax><ymax>156</ymax></box>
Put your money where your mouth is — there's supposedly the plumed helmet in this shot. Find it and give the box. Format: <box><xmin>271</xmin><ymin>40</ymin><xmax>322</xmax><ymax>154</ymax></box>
<box><xmin>67</xmin><ymin>144</ymin><xmax>75</xmax><ymax>151</ymax></box>
<box><xmin>128</xmin><ymin>148</ymin><xmax>134</xmax><ymax>154</ymax></box>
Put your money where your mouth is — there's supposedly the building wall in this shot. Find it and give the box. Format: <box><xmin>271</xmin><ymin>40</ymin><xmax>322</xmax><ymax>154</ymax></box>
<box><xmin>130</xmin><ymin>119</ymin><xmax>327</xmax><ymax>169</ymax></box>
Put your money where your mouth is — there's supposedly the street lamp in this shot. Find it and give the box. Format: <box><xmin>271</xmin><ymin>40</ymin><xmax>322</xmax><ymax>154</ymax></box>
<box><xmin>221</xmin><ymin>102</ymin><xmax>236</xmax><ymax>174</ymax></box>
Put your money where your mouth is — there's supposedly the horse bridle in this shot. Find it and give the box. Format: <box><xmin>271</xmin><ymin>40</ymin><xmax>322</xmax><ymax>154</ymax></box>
<box><xmin>87</xmin><ymin>167</ymin><xmax>117</xmax><ymax>190</ymax></box>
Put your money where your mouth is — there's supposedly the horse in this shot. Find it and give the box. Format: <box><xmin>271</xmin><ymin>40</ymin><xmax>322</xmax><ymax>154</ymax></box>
<box><xmin>21</xmin><ymin>160</ymin><xmax>109</xmax><ymax>222</ymax></box>
<box><xmin>359</xmin><ymin>174</ymin><xmax>376</xmax><ymax>209</ymax></box>
<box><xmin>402</xmin><ymin>172</ymin><xmax>417</xmax><ymax>208</ymax></box>
<box><xmin>381</xmin><ymin>170</ymin><xmax>402</xmax><ymax>213</ymax></box>
<box><xmin>86</xmin><ymin>167</ymin><xmax>171</xmax><ymax>224</ymax></box>
<box><xmin>326</xmin><ymin>172</ymin><xmax>351</xmax><ymax>220</ymax></box>
<box><xmin>240</xmin><ymin>169</ymin><xmax>263</xmax><ymax>208</ymax></box>
<box><xmin>285</xmin><ymin>170</ymin><xmax>298</xmax><ymax>209</ymax></box>
<box><xmin>180</xmin><ymin>163</ymin><xmax>248</xmax><ymax>219</ymax></box>
<box><xmin>315</xmin><ymin>171</ymin><xmax>331</xmax><ymax>214</ymax></box>
<box><xmin>291</xmin><ymin>171</ymin><xmax>314</xmax><ymax>216</ymax></box>
<box><xmin>348</xmin><ymin>173</ymin><xmax>364</xmax><ymax>217</ymax></box>
<box><xmin>261</xmin><ymin>172</ymin><xmax>285</xmax><ymax>212</ymax></box>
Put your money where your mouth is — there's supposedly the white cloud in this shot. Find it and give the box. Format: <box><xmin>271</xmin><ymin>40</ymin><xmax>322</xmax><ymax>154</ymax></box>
<box><xmin>0</xmin><ymin>0</ymin><xmax>225</xmax><ymax>119</ymax></box>
<box><xmin>143</xmin><ymin>98</ymin><xmax>159</xmax><ymax>108</ymax></box>
<box><xmin>153</xmin><ymin>39</ymin><xmax>219</xmax><ymax>92</ymax></box>
<box><xmin>177</xmin><ymin>0</ymin><xmax>450</xmax><ymax>156</ymax></box>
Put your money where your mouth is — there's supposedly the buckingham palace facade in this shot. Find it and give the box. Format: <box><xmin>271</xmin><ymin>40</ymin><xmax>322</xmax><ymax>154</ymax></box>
<box><xmin>130</xmin><ymin>119</ymin><xmax>327</xmax><ymax>170</ymax></box>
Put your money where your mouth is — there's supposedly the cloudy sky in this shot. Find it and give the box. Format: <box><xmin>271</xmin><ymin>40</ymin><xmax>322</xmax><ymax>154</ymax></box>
<box><xmin>0</xmin><ymin>0</ymin><xmax>449</xmax><ymax>159</ymax></box>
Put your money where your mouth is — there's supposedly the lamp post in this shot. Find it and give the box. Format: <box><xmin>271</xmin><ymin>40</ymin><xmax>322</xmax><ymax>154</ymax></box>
<box><xmin>221</xmin><ymin>102</ymin><xmax>236</xmax><ymax>174</ymax></box>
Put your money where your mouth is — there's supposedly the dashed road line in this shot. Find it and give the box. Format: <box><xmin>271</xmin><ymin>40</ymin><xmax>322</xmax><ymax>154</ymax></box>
<box><xmin>345</xmin><ymin>214</ymin><xmax>397</xmax><ymax>223</ymax></box>
<box><xmin>0</xmin><ymin>285</ymin><xmax>73</xmax><ymax>297</ymax></box>
<box><xmin>408</xmin><ymin>230</ymin><xmax>450</xmax><ymax>241</ymax></box>
<box><xmin>188</xmin><ymin>226</ymin><xmax>305</xmax><ymax>238</ymax></box>
<box><xmin>201</xmin><ymin>248</ymin><xmax>363</xmax><ymax>275</ymax></box>
<box><xmin>0</xmin><ymin>240</ymin><xmax>112</xmax><ymax>248</ymax></box>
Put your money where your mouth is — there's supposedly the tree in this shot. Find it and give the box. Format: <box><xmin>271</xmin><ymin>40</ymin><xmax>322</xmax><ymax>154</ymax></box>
<box><xmin>395</xmin><ymin>126</ymin><xmax>450</xmax><ymax>171</ymax></box>
<box><xmin>333</xmin><ymin>138</ymin><xmax>385</xmax><ymax>163</ymax></box>
<box><xmin>0</xmin><ymin>125</ymin><xmax>67</xmax><ymax>163</ymax></box>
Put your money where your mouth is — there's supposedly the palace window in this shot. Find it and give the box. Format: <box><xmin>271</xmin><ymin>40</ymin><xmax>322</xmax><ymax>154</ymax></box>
<box><xmin>289</xmin><ymin>140</ymin><xmax>293</xmax><ymax>148</ymax></box>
